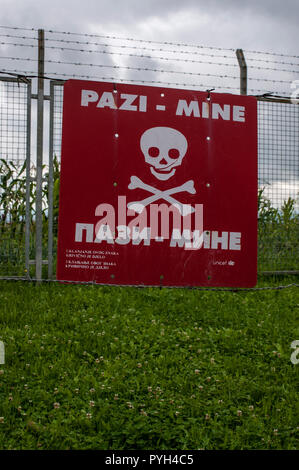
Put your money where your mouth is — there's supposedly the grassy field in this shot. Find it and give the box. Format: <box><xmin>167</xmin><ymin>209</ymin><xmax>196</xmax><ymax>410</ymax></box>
<box><xmin>0</xmin><ymin>278</ymin><xmax>298</xmax><ymax>450</ymax></box>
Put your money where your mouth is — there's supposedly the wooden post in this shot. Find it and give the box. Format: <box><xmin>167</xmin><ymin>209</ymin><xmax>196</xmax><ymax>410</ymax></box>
<box><xmin>236</xmin><ymin>49</ymin><xmax>247</xmax><ymax>95</ymax></box>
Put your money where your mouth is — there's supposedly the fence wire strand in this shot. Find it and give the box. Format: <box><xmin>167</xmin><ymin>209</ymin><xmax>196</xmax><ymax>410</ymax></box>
<box><xmin>0</xmin><ymin>276</ymin><xmax>298</xmax><ymax>292</ymax></box>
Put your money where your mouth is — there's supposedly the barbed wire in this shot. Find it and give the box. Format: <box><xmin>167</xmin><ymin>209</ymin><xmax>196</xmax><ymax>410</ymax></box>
<box><xmin>45</xmin><ymin>28</ymin><xmax>236</xmax><ymax>52</ymax></box>
<box><xmin>0</xmin><ymin>69</ymin><xmax>66</xmax><ymax>82</ymax></box>
<box><xmin>47</xmin><ymin>58</ymin><xmax>296</xmax><ymax>85</ymax></box>
<box><xmin>0</xmin><ymin>52</ymin><xmax>239</xmax><ymax>81</ymax></box>
<box><xmin>0</xmin><ymin>276</ymin><xmax>298</xmax><ymax>292</ymax></box>
<box><xmin>46</xmin><ymin>58</ymin><xmax>240</xmax><ymax>81</ymax></box>
<box><xmin>1</xmin><ymin>33</ymin><xmax>298</xmax><ymax>69</ymax></box>
<box><xmin>0</xmin><ymin>56</ymin><xmax>37</xmax><ymax>62</ymax></box>
<box><xmin>244</xmin><ymin>48</ymin><xmax>299</xmax><ymax>60</ymax></box>
<box><xmin>47</xmin><ymin>71</ymin><xmax>239</xmax><ymax>91</ymax></box>
<box><xmin>44</xmin><ymin>28</ymin><xmax>299</xmax><ymax>61</ymax></box>
<box><xmin>0</xmin><ymin>27</ymin><xmax>295</xmax><ymax>94</ymax></box>
<box><xmin>41</xmin><ymin>58</ymin><xmax>295</xmax><ymax>85</ymax></box>
<box><xmin>0</xmin><ymin>25</ymin><xmax>298</xmax><ymax>61</ymax></box>
<box><xmin>1</xmin><ymin>49</ymin><xmax>299</xmax><ymax>77</ymax></box>
<box><xmin>0</xmin><ymin>67</ymin><xmax>235</xmax><ymax>90</ymax></box>
<box><xmin>45</xmin><ymin>38</ymin><xmax>237</xmax><ymax>59</ymax></box>
<box><xmin>44</xmin><ymin>37</ymin><xmax>299</xmax><ymax>68</ymax></box>
<box><xmin>0</xmin><ymin>68</ymin><xmax>291</xmax><ymax>95</ymax></box>
<box><xmin>0</xmin><ymin>25</ymin><xmax>37</xmax><ymax>32</ymax></box>
<box><xmin>1</xmin><ymin>33</ymin><xmax>236</xmax><ymax>61</ymax></box>
<box><xmin>43</xmin><ymin>45</ymin><xmax>299</xmax><ymax>79</ymax></box>
<box><xmin>0</xmin><ymin>41</ymin><xmax>37</xmax><ymax>49</ymax></box>
<box><xmin>39</xmin><ymin>70</ymin><xmax>253</xmax><ymax>93</ymax></box>
<box><xmin>0</xmin><ymin>52</ymin><xmax>239</xmax><ymax>68</ymax></box>
<box><xmin>0</xmin><ymin>68</ymin><xmax>35</xmax><ymax>76</ymax></box>
<box><xmin>0</xmin><ymin>33</ymin><xmax>37</xmax><ymax>41</ymax></box>
<box><xmin>0</xmin><ymin>67</ymin><xmax>293</xmax><ymax>96</ymax></box>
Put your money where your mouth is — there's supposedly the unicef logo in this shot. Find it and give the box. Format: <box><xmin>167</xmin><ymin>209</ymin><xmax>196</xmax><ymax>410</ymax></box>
<box><xmin>291</xmin><ymin>80</ymin><xmax>299</xmax><ymax>104</ymax></box>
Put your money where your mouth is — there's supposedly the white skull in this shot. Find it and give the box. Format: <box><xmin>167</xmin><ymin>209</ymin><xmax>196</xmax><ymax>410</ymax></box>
<box><xmin>140</xmin><ymin>127</ymin><xmax>188</xmax><ymax>181</ymax></box>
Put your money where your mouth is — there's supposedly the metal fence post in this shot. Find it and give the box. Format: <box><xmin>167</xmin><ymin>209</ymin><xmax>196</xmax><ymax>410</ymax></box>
<box><xmin>48</xmin><ymin>81</ymin><xmax>54</xmax><ymax>279</ymax></box>
<box><xmin>236</xmin><ymin>49</ymin><xmax>247</xmax><ymax>95</ymax></box>
<box><xmin>25</xmin><ymin>79</ymin><xmax>32</xmax><ymax>279</ymax></box>
<box><xmin>35</xmin><ymin>29</ymin><xmax>45</xmax><ymax>280</ymax></box>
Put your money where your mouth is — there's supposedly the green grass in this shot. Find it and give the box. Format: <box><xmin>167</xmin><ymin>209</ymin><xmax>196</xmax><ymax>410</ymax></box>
<box><xmin>0</xmin><ymin>278</ymin><xmax>298</xmax><ymax>450</ymax></box>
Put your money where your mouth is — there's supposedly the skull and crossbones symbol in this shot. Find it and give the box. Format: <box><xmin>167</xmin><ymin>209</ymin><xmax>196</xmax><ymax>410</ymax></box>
<box><xmin>127</xmin><ymin>127</ymin><xmax>197</xmax><ymax>215</ymax></box>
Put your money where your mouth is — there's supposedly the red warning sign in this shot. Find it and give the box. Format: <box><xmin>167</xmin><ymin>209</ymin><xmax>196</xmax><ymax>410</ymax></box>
<box><xmin>57</xmin><ymin>79</ymin><xmax>257</xmax><ymax>287</ymax></box>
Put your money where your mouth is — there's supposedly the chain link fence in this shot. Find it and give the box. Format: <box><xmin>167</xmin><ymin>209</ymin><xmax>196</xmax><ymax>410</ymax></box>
<box><xmin>0</xmin><ymin>28</ymin><xmax>298</xmax><ymax>280</ymax></box>
<box><xmin>0</xmin><ymin>78</ymin><xmax>28</xmax><ymax>164</ymax></box>
<box><xmin>0</xmin><ymin>77</ymin><xmax>32</xmax><ymax>276</ymax></box>
<box><xmin>258</xmin><ymin>99</ymin><xmax>299</xmax><ymax>210</ymax></box>
<box><xmin>257</xmin><ymin>99</ymin><xmax>299</xmax><ymax>272</ymax></box>
<box><xmin>47</xmin><ymin>84</ymin><xmax>299</xmax><ymax>273</ymax></box>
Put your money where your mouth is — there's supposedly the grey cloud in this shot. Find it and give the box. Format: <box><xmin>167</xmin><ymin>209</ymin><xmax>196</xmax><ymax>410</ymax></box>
<box><xmin>1</xmin><ymin>0</ymin><xmax>298</xmax><ymax>42</ymax></box>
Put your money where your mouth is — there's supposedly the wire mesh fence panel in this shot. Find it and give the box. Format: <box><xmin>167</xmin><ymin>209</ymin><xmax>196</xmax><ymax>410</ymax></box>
<box><xmin>258</xmin><ymin>100</ymin><xmax>299</xmax><ymax>209</ymax></box>
<box><xmin>47</xmin><ymin>81</ymin><xmax>64</xmax><ymax>278</ymax></box>
<box><xmin>48</xmin><ymin>84</ymin><xmax>299</xmax><ymax>275</ymax></box>
<box><xmin>0</xmin><ymin>78</ymin><xmax>28</xmax><ymax>164</ymax></box>
<box><xmin>257</xmin><ymin>99</ymin><xmax>299</xmax><ymax>272</ymax></box>
<box><xmin>52</xmin><ymin>83</ymin><xmax>64</xmax><ymax>161</ymax></box>
<box><xmin>0</xmin><ymin>76</ymin><xmax>298</xmax><ymax>278</ymax></box>
<box><xmin>0</xmin><ymin>77</ymin><xmax>31</xmax><ymax>277</ymax></box>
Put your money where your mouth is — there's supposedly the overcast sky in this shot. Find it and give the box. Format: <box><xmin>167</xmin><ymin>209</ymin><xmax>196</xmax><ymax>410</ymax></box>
<box><xmin>0</xmin><ymin>0</ymin><xmax>298</xmax><ymax>55</ymax></box>
<box><xmin>0</xmin><ymin>0</ymin><xmax>298</xmax><ymax>97</ymax></box>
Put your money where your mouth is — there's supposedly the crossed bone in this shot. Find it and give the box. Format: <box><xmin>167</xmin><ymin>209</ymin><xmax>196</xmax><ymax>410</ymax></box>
<box><xmin>127</xmin><ymin>175</ymin><xmax>196</xmax><ymax>215</ymax></box>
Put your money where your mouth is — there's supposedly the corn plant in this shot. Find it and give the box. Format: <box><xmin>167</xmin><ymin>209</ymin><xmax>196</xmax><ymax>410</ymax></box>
<box><xmin>0</xmin><ymin>159</ymin><xmax>298</xmax><ymax>274</ymax></box>
<box><xmin>258</xmin><ymin>187</ymin><xmax>299</xmax><ymax>270</ymax></box>
<box><xmin>0</xmin><ymin>157</ymin><xmax>60</xmax><ymax>273</ymax></box>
